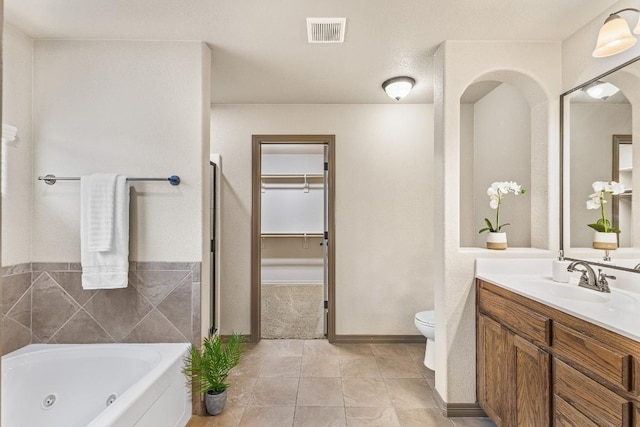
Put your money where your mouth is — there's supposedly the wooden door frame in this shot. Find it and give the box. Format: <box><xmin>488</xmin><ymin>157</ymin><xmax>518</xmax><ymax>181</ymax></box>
<box><xmin>251</xmin><ymin>135</ymin><xmax>336</xmax><ymax>343</ymax></box>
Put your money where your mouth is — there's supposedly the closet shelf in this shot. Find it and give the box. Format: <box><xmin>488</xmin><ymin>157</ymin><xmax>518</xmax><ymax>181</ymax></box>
<box><xmin>261</xmin><ymin>174</ymin><xmax>324</xmax><ymax>180</ymax></box>
<box><xmin>261</xmin><ymin>233</ymin><xmax>324</xmax><ymax>238</ymax></box>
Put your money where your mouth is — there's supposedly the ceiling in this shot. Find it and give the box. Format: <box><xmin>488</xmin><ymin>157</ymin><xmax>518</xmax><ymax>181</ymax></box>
<box><xmin>5</xmin><ymin>0</ymin><xmax>619</xmax><ymax>104</ymax></box>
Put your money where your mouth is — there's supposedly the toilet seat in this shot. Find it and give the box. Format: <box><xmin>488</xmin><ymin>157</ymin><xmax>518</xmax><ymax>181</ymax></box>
<box><xmin>415</xmin><ymin>310</ymin><xmax>435</xmax><ymax>327</ymax></box>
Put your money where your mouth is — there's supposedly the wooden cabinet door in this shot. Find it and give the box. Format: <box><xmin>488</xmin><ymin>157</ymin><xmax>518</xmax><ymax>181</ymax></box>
<box><xmin>478</xmin><ymin>314</ymin><xmax>513</xmax><ymax>426</ymax></box>
<box><xmin>555</xmin><ymin>359</ymin><xmax>632</xmax><ymax>426</ymax></box>
<box><xmin>513</xmin><ymin>335</ymin><xmax>551</xmax><ymax>427</ymax></box>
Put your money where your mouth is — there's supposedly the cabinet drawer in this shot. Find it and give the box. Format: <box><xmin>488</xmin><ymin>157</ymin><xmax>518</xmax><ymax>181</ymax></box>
<box><xmin>478</xmin><ymin>287</ymin><xmax>551</xmax><ymax>346</ymax></box>
<box><xmin>555</xmin><ymin>360</ymin><xmax>631</xmax><ymax>426</ymax></box>
<box><xmin>554</xmin><ymin>395</ymin><xmax>598</xmax><ymax>427</ymax></box>
<box><xmin>554</xmin><ymin>323</ymin><xmax>631</xmax><ymax>392</ymax></box>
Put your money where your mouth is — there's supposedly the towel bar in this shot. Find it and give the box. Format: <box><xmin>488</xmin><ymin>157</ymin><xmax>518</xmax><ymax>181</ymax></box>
<box><xmin>38</xmin><ymin>174</ymin><xmax>181</xmax><ymax>186</ymax></box>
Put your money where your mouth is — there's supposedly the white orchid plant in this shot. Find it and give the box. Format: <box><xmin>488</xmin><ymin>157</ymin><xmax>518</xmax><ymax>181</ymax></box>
<box><xmin>479</xmin><ymin>181</ymin><xmax>527</xmax><ymax>234</ymax></box>
<box><xmin>586</xmin><ymin>180</ymin><xmax>625</xmax><ymax>233</ymax></box>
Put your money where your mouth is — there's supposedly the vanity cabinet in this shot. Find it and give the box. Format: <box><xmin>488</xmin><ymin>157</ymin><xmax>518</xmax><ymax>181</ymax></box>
<box><xmin>477</xmin><ymin>292</ymin><xmax>551</xmax><ymax>427</ymax></box>
<box><xmin>477</xmin><ymin>280</ymin><xmax>640</xmax><ymax>427</ymax></box>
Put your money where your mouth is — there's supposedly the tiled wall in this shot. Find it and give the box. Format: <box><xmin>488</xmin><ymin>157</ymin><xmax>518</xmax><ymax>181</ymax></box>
<box><xmin>1</xmin><ymin>262</ymin><xmax>201</xmax><ymax>355</ymax></box>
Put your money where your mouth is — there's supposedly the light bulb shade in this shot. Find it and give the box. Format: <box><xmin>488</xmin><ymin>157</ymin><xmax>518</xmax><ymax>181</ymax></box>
<box><xmin>585</xmin><ymin>81</ymin><xmax>619</xmax><ymax>100</ymax></box>
<box><xmin>593</xmin><ymin>14</ymin><xmax>637</xmax><ymax>57</ymax></box>
<box><xmin>382</xmin><ymin>76</ymin><xmax>415</xmax><ymax>101</ymax></box>
<box><xmin>633</xmin><ymin>14</ymin><xmax>640</xmax><ymax>34</ymax></box>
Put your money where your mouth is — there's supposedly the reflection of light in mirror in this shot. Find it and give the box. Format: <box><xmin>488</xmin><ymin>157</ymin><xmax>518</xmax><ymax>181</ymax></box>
<box><xmin>585</xmin><ymin>81</ymin><xmax>620</xmax><ymax>100</ymax></box>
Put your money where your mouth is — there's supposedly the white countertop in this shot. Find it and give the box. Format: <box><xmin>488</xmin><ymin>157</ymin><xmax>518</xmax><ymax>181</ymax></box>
<box><xmin>475</xmin><ymin>258</ymin><xmax>640</xmax><ymax>342</ymax></box>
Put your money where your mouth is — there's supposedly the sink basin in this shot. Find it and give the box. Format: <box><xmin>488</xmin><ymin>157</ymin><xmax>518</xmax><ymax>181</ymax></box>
<box><xmin>548</xmin><ymin>285</ymin><xmax>609</xmax><ymax>303</ymax></box>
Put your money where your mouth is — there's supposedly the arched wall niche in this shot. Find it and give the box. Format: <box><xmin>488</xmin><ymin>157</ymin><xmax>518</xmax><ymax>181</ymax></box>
<box><xmin>459</xmin><ymin>68</ymin><xmax>550</xmax><ymax>250</ymax></box>
<box><xmin>432</xmin><ymin>40</ymin><xmax>561</xmax><ymax>406</ymax></box>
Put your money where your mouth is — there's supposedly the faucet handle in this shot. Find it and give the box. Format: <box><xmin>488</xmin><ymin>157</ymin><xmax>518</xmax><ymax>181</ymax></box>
<box><xmin>598</xmin><ymin>268</ymin><xmax>616</xmax><ymax>281</ymax></box>
<box><xmin>597</xmin><ymin>269</ymin><xmax>614</xmax><ymax>293</ymax></box>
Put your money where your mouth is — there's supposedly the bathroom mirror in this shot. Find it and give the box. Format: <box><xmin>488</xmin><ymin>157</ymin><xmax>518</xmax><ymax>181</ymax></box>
<box><xmin>561</xmin><ymin>55</ymin><xmax>640</xmax><ymax>269</ymax></box>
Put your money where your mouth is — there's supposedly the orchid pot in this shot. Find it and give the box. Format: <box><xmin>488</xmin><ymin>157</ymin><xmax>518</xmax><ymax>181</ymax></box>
<box><xmin>592</xmin><ymin>231</ymin><xmax>618</xmax><ymax>250</ymax></box>
<box><xmin>486</xmin><ymin>232</ymin><xmax>508</xmax><ymax>250</ymax></box>
<box><xmin>586</xmin><ymin>181</ymin><xmax>624</xmax><ymax>251</ymax></box>
<box><xmin>478</xmin><ymin>181</ymin><xmax>526</xmax><ymax>250</ymax></box>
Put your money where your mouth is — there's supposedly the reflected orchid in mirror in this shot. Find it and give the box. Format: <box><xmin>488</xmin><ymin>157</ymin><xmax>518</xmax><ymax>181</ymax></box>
<box><xmin>479</xmin><ymin>181</ymin><xmax>527</xmax><ymax>233</ymax></box>
<box><xmin>586</xmin><ymin>180</ymin><xmax>625</xmax><ymax>233</ymax></box>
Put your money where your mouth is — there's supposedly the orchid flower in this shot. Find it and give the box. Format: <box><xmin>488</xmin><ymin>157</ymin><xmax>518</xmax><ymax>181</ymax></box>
<box><xmin>586</xmin><ymin>180</ymin><xmax>625</xmax><ymax>233</ymax></box>
<box><xmin>479</xmin><ymin>181</ymin><xmax>527</xmax><ymax>233</ymax></box>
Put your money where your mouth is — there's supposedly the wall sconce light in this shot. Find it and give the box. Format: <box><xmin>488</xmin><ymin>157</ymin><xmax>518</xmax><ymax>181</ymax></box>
<box><xmin>382</xmin><ymin>76</ymin><xmax>415</xmax><ymax>101</ymax></box>
<box><xmin>583</xmin><ymin>81</ymin><xmax>620</xmax><ymax>100</ymax></box>
<box><xmin>593</xmin><ymin>8</ymin><xmax>640</xmax><ymax>57</ymax></box>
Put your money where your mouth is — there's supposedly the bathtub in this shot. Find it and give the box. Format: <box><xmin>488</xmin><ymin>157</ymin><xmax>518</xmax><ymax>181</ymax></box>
<box><xmin>2</xmin><ymin>343</ymin><xmax>191</xmax><ymax>427</ymax></box>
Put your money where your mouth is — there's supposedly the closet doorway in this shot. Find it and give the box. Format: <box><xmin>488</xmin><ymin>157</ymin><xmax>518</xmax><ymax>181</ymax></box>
<box><xmin>251</xmin><ymin>135</ymin><xmax>335</xmax><ymax>343</ymax></box>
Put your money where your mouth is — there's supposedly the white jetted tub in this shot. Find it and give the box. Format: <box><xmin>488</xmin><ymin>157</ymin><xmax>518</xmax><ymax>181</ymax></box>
<box><xmin>2</xmin><ymin>343</ymin><xmax>191</xmax><ymax>427</ymax></box>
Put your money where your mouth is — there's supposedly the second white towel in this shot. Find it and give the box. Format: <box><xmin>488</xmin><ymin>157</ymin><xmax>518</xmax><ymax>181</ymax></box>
<box><xmin>81</xmin><ymin>174</ymin><xmax>130</xmax><ymax>289</ymax></box>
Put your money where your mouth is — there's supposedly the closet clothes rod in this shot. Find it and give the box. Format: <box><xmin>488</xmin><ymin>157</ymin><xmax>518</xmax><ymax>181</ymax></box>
<box><xmin>38</xmin><ymin>174</ymin><xmax>181</xmax><ymax>186</ymax></box>
<box><xmin>261</xmin><ymin>233</ymin><xmax>324</xmax><ymax>237</ymax></box>
<box><xmin>261</xmin><ymin>174</ymin><xmax>324</xmax><ymax>179</ymax></box>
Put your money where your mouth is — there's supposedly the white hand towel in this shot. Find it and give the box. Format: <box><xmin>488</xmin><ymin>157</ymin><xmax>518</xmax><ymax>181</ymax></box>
<box><xmin>81</xmin><ymin>174</ymin><xmax>130</xmax><ymax>289</ymax></box>
<box><xmin>83</xmin><ymin>173</ymin><xmax>117</xmax><ymax>251</ymax></box>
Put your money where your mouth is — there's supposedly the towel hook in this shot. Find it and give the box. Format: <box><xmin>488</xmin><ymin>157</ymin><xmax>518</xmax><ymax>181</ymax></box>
<box><xmin>303</xmin><ymin>174</ymin><xmax>309</xmax><ymax>193</ymax></box>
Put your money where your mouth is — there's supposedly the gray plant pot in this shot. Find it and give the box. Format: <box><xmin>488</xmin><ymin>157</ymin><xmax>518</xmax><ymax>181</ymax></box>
<box><xmin>205</xmin><ymin>389</ymin><xmax>227</xmax><ymax>416</ymax></box>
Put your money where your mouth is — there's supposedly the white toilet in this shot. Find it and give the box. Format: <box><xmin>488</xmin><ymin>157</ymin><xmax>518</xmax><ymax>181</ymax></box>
<box><xmin>414</xmin><ymin>310</ymin><xmax>435</xmax><ymax>370</ymax></box>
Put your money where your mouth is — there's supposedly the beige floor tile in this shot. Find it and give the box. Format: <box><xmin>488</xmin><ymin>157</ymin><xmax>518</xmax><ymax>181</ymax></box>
<box><xmin>294</xmin><ymin>406</ymin><xmax>347</xmax><ymax>427</ymax></box>
<box><xmin>302</xmin><ymin>355</ymin><xmax>341</xmax><ymax>377</ymax></box>
<box><xmin>345</xmin><ymin>407</ymin><xmax>401</xmax><ymax>427</ymax></box>
<box><xmin>260</xmin><ymin>356</ymin><xmax>302</xmax><ymax>377</ymax></box>
<box><xmin>227</xmin><ymin>377</ymin><xmax>258</xmax><ymax>407</ymax></box>
<box><xmin>370</xmin><ymin>344</ymin><xmax>410</xmax><ymax>358</ymax></box>
<box><xmin>230</xmin><ymin>356</ymin><xmax>264</xmax><ymax>377</ymax></box>
<box><xmin>404</xmin><ymin>344</ymin><xmax>427</xmax><ymax>362</ymax></box>
<box><xmin>297</xmin><ymin>377</ymin><xmax>345</xmax><ymax>406</ymax></box>
<box><xmin>426</xmin><ymin>376</ymin><xmax>436</xmax><ymax>391</ymax></box>
<box><xmin>418</xmin><ymin>361</ymin><xmax>435</xmax><ymax>380</ymax></box>
<box><xmin>335</xmin><ymin>344</ymin><xmax>374</xmax><ymax>359</ymax></box>
<box><xmin>187</xmin><ymin>406</ymin><xmax>246</xmax><ymax>427</ymax></box>
<box><xmin>395</xmin><ymin>408</ymin><xmax>455</xmax><ymax>426</ymax></box>
<box><xmin>304</xmin><ymin>339</ymin><xmax>342</xmax><ymax>358</ymax></box>
<box><xmin>376</xmin><ymin>357</ymin><xmax>424</xmax><ymax>378</ymax></box>
<box><xmin>339</xmin><ymin>357</ymin><xmax>381</xmax><ymax>378</ymax></box>
<box><xmin>249</xmin><ymin>377</ymin><xmax>299</xmax><ymax>406</ymax></box>
<box><xmin>251</xmin><ymin>339</ymin><xmax>305</xmax><ymax>357</ymax></box>
<box><xmin>240</xmin><ymin>406</ymin><xmax>295</xmax><ymax>427</ymax></box>
<box><xmin>451</xmin><ymin>417</ymin><xmax>497</xmax><ymax>427</ymax></box>
<box><xmin>385</xmin><ymin>378</ymin><xmax>436</xmax><ymax>408</ymax></box>
<box><xmin>342</xmin><ymin>378</ymin><xmax>391</xmax><ymax>408</ymax></box>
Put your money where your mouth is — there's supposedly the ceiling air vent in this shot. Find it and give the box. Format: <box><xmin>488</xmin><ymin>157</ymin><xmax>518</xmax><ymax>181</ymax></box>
<box><xmin>306</xmin><ymin>18</ymin><xmax>346</xmax><ymax>43</ymax></box>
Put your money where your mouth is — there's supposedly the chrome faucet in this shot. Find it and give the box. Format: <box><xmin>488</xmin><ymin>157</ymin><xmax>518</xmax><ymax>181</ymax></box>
<box><xmin>567</xmin><ymin>261</ymin><xmax>613</xmax><ymax>293</ymax></box>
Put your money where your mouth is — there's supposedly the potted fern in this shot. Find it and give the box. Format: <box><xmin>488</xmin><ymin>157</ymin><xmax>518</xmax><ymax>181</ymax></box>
<box><xmin>183</xmin><ymin>333</ymin><xmax>242</xmax><ymax>415</ymax></box>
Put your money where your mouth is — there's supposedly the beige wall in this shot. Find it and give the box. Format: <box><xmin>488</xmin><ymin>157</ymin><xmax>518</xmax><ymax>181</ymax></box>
<box><xmin>2</xmin><ymin>26</ymin><xmax>32</xmax><ymax>266</ymax></box>
<box><xmin>211</xmin><ymin>104</ymin><xmax>433</xmax><ymax>336</ymax></box>
<box><xmin>32</xmin><ymin>40</ymin><xmax>210</xmax><ymax>262</ymax></box>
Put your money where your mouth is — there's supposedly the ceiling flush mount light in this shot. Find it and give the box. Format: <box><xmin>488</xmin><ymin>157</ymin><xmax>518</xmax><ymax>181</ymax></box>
<box><xmin>584</xmin><ymin>81</ymin><xmax>620</xmax><ymax>100</ymax></box>
<box><xmin>593</xmin><ymin>8</ymin><xmax>640</xmax><ymax>57</ymax></box>
<box><xmin>382</xmin><ymin>76</ymin><xmax>416</xmax><ymax>101</ymax></box>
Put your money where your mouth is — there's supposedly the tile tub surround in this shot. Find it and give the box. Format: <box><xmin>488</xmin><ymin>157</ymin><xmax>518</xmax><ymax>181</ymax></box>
<box><xmin>261</xmin><ymin>284</ymin><xmax>324</xmax><ymax>339</ymax></box>
<box><xmin>187</xmin><ymin>339</ymin><xmax>496</xmax><ymax>427</ymax></box>
<box><xmin>1</xmin><ymin>262</ymin><xmax>201</xmax><ymax>355</ymax></box>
